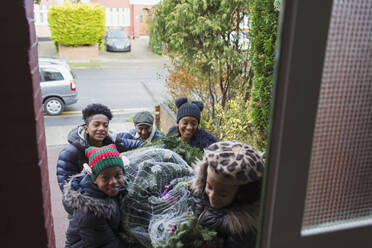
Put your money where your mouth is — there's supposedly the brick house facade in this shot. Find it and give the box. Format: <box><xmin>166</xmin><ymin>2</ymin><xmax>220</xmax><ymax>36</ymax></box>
<box><xmin>35</xmin><ymin>0</ymin><xmax>159</xmax><ymax>38</ymax></box>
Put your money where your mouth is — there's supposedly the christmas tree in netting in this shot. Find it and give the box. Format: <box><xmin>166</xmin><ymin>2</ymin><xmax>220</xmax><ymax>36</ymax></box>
<box><xmin>148</xmin><ymin>185</ymin><xmax>223</xmax><ymax>248</ymax></box>
<box><xmin>148</xmin><ymin>179</ymin><xmax>194</xmax><ymax>247</ymax></box>
<box><xmin>120</xmin><ymin>147</ymin><xmax>194</xmax><ymax>247</ymax></box>
<box><xmin>120</xmin><ymin>145</ymin><xmax>222</xmax><ymax>247</ymax></box>
<box><xmin>143</xmin><ymin>132</ymin><xmax>203</xmax><ymax>166</ymax></box>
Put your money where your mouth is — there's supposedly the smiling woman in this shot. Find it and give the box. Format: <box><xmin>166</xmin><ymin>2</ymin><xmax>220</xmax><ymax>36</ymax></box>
<box><xmin>167</xmin><ymin>97</ymin><xmax>218</xmax><ymax>152</ymax></box>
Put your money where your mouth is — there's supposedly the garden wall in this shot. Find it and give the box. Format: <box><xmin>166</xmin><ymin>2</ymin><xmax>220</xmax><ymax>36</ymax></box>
<box><xmin>155</xmin><ymin>103</ymin><xmax>176</xmax><ymax>134</ymax></box>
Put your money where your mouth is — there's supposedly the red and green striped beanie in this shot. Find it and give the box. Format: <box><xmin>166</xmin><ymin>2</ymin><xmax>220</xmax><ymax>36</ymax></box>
<box><xmin>85</xmin><ymin>144</ymin><xmax>125</xmax><ymax>181</ymax></box>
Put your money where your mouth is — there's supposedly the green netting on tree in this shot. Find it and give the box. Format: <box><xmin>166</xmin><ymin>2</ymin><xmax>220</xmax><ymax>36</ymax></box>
<box><xmin>148</xmin><ymin>179</ymin><xmax>193</xmax><ymax>247</ymax></box>
<box><xmin>148</xmin><ymin>183</ymin><xmax>223</xmax><ymax>248</ymax></box>
<box><xmin>120</xmin><ymin>147</ymin><xmax>194</xmax><ymax>247</ymax></box>
<box><xmin>143</xmin><ymin>132</ymin><xmax>203</xmax><ymax>166</ymax></box>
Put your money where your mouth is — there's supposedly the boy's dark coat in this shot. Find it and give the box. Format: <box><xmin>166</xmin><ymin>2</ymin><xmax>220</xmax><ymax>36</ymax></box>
<box><xmin>63</xmin><ymin>175</ymin><xmax>127</xmax><ymax>248</ymax></box>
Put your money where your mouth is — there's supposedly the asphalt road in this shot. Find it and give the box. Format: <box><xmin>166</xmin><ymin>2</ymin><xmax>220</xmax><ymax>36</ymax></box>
<box><xmin>40</xmin><ymin>36</ymin><xmax>171</xmax><ymax>129</ymax></box>
<box><xmin>63</xmin><ymin>68</ymin><xmax>170</xmax><ymax>113</ymax></box>
<box><xmin>44</xmin><ymin>68</ymin><xmax>171</xmax><ymax>145</ymax></box>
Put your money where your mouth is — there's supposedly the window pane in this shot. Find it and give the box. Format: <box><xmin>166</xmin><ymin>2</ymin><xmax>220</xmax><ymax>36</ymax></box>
<box><xmin>42</xmin><ymin>70</ymin><xmax>64</xmax><ymax>81</ymax></box>
<box><xmin>301</xmin><ymin>0</ymin><xmax>372</xmax><ymax>235</ymax></box>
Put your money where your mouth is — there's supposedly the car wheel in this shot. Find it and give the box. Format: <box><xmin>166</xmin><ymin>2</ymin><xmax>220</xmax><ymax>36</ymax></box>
<box><xmin>44</xmin><ymin>97</ymin><xmax>64</xmax><ymax>115</ymax></box>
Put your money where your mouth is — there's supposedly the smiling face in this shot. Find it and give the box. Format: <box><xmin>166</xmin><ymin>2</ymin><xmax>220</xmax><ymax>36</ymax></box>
<box><xmin>94</xmin><ymin>166</ymin><xmax>124</xmax><ymax>197</ymax></box>
<box><xmin>178</xmin><ymin>116</ymin><xmax>198</xmax><ymax>142</ymax></box>
<box><xmin>135</xmin><ymin>124</ymin><xmax>153</xmax><ymax>141</ymax></box>
<box><xmin>84</xmin><ymin>114</ymin><xmax>109</xmax><ymax>146</ymax></box>
<box><xmin>205</xmin><ymin>173</ymin><xmax>239</xmax><ymax>209</ymax></box>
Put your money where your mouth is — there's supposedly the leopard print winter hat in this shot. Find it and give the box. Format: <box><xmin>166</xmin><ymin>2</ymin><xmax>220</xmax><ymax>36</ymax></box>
<box><xmin>205</xmin><ymin>141</ymin><xmax>264</xmax><ymax>185</ymax></box>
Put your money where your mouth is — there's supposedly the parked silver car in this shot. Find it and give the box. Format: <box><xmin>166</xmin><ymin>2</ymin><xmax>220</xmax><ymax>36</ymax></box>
<box><xmin>39</xmin><ymin>59</ymin><xmax>78</xmax><ymax>115</ymax></box>
<box><xmin>105</xmin><ymin>28</ymin><xmax>131</xmax><ymax>52</ymax></box>
<box><xmin>39</xmin><ymin>57</ymin><xmax>71</xmax><ymax>70</ymax></box>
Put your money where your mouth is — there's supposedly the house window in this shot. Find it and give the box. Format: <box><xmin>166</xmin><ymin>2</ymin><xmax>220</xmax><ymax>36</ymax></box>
<box><xmin>140</xmin><ymin>12</ymin><xmax>143</xmax><ymax>24</ymax></box>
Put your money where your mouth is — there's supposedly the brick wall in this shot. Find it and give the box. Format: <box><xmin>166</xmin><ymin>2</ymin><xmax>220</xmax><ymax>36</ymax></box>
<box><xmin>58</xmin><ymin>43</ymin><xmax>99</xmax><ymax>60</ymax></box>
<box><xmin>132</xmin><ymin>4</ymin><xmax>152</xmax><ymax>37</ymax></box>
<box><xmin>0</xmin><ymin>1</ymin><xmax>55</xmax><ymax>247</ymax></box>
<box><xmin>91</xmin><ymin>0</ymin><xmax>130</xmax><ymax>8</ymax></box>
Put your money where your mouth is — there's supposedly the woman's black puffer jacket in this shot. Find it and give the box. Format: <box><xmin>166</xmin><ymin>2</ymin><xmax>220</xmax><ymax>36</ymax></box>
<box><xmin>167</xmin><ymin>126</ymin><xmax>218</xmax><ymax>152</ymax></box>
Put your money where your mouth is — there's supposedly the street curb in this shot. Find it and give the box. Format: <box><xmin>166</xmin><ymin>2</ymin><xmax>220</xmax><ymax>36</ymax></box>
<box><xmin>44</xmin><ymin>107</ymin><xmax>153</xmax><ymax>117</ymax></box>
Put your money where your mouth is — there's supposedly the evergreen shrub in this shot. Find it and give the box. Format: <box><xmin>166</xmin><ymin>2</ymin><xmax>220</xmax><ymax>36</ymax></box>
<box><xmin>48</xmin><ymin>3</ymin><xmax>106</xmax><ymax>49</ymax></box>
<box><xmin>248</xmin><ymin>0</ymin><xmax>279</xmax><ymax>151</ymax></box>
<box><xmin>215</xmin><ymin>94</ymin><xmax>254</xmax><ymax>145</ymax></box>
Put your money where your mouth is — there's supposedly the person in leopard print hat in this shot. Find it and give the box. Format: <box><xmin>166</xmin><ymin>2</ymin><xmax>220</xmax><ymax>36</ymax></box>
<box><xmin>191</xmin><ymin>140</ymin><xmax>264</xmax><ymax>248</ymax></box>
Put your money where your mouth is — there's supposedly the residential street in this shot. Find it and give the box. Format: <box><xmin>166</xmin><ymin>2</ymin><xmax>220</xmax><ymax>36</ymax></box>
<box><xmin>39</xmin><ymin>36</ymin><xmax>172</xmax><ymax>247</ymax></box>
<box><xmin>66</xmin><ymin>68</ymin><xmax>169</xmax><ymax>112</ymax></box>
<box><xmin>40</xmin><ymin>36</ymin><xmax>171</xmax><ymax>146</ymax></box>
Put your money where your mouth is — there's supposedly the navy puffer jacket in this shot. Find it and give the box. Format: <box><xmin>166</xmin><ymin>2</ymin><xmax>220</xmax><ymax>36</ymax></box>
<box><xmin>115</xmin><ymin>127</ymin><xmax>164</xmax><ymax>151</ymax></box>
<box><xmin>56</xmin><ymin>125</ymin><xmax>118</xmax><ymax>191</ymax></box>
<box><xmin>63</xmin><ymin>175</ymin><xmax>127</xmax><ymax>248</ymax></box>
<box><xmin>167</xmin><ymin>126</ymin><xmax>218</xmax><ymax>152</ymax></box>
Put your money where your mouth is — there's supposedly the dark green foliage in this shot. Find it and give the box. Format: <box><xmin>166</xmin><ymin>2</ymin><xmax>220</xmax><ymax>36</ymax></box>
<box><xmin>150</xmin><ymin>0</ymin><xmax>252</xmax><ymax>120</ymax></box>
<box><xmin>248</xmin><ymin>0</ymin><xmax>279</xmax><ymax>151</ymax></box>
<box><xmin>48</xmin><ymin>3</ymin><xmax>106</xmax><ymax>49</ymax></box>
<box><xmin>148</xmin><ymin>37</ymin><xmax>163</xmax><ymax>55</ymax></box>
<box><xmin>146</xmin><ymin>132</ymin><xmax>203</xmax><ymax>167</ymax></box>
<box><xmin>149</xmin><ymin>16</ymin><xmax>163</xmax><ymax>55</ymax></box>
<box><xmin>156</xmin><ymin>216</ymin><xmax>223</xmax><ymax>248</ymax></box>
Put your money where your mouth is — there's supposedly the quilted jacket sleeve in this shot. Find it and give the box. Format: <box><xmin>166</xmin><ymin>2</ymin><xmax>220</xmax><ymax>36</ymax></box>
<box><xmin>115</xmin><ymin>132</ymin><xmax>144</xmax><ymax>152</ymax></box>
<box><xmin>166</xmin><ymin>126</ymin><xmax>179</xmax><ymax>136</ymax></box>
<box><xmin>56</xmin><ymin>144</ymin><xmax>83</xmax><ymax>191</ymax></box>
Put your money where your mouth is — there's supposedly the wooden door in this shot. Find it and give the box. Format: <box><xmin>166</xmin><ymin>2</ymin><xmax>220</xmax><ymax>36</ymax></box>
<box><xmin>139</xmin><ymin>8</ymin><xmax>149</xmax><ymax>35</ymax></box>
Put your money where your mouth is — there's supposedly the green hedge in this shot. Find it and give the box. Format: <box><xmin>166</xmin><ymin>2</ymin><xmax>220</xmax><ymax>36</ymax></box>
<box><xmin>48</xmin><ymin>3</ymin><xmax>106</xmax><ymax>49</ymax></box>
<box><xmin>148</xmin><ymin>12</ymin><xmax>163</xmax><ymax>55</ymax></box>
<box><xmin>248</xmin><ymin>0</ymin><xmax>279</xmax><ymax>151</ymax></box>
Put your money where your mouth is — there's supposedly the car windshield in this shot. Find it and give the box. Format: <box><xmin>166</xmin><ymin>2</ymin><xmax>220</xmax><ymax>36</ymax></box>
<box><xmin>107</xmin><ymin>30</ymin><xmax>128</xmax><ymax>39</ymax></box>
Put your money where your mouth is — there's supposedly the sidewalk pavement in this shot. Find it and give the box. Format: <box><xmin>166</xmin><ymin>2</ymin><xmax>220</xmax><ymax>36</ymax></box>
<box><xmin>47</xmin><ymin>146</ymin><xmax>67</xmax><ymax>248</ymax></box>
<box><xmin>37</xmin><ymin>36</ymin><xmax>171</xmax><ymax>69</ymax></box>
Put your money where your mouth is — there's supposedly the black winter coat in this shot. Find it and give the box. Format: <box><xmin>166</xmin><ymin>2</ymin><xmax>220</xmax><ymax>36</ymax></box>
<box><xmin>191</xmin><ymin>160</ymin><xmax>260</xmax><ymax>248</ymax></box>
<box><xmin>56</xmin><ymin>125</ymin><xmax>118</xmax><ymax>191</ymax></box>
<box><xmin>63</xmin><ymin>175</ymin><xmax>127</xmax><ymax>248</ymax></box>
<box><xmin>167</xmin><ymin>126</ymin><xmax>218</xmax><ymax>152</ymax></box>
<box><xmin>191</xmin><ymin>192</ymin><xmax>258</xmax><ymax>248</ymax></box>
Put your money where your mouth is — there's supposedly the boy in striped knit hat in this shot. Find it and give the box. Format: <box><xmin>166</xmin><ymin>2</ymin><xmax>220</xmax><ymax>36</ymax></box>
<box><xmin>63</xmin><ymin>144</ymin><xmax>129</xmax><ymax>248</ymax></box>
